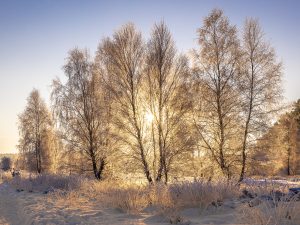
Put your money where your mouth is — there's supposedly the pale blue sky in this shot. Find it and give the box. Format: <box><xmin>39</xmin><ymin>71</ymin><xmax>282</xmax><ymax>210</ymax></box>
<box><xmin>1</xmin><ymin>0</ymin><xmax>299</xmax><ymax>153</ymax></box>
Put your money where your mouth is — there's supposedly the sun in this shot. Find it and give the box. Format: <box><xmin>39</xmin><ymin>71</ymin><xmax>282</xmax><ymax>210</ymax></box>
<box><xmin>145</xmin><ymin>111</ymin><xmax>154</xmax><ymax>123</ymax></box>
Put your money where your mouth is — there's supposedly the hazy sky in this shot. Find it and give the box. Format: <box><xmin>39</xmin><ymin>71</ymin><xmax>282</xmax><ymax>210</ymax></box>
<box><xmin>0</xmin><ymin>0</ymin><xmax>299</xmax><ymax>153</ymax></box>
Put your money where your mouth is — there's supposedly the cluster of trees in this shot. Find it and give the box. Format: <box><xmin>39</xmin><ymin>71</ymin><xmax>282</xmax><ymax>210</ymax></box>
<box><xmin>18</xmin><ymin>89</ymin><xmax>61</xmax><ymax>174</ymax></box>
<box><xmin>252</xmin><ymin>100</ymin><xmax>300</xmax><ymax>176</ymax></box>
<box><xmin>18</xmin><ymin>9</ymin><xmax>285</xmax><ymax>182</ymax></box>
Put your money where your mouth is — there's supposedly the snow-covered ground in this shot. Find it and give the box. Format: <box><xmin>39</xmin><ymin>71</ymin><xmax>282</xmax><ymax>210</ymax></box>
<box><xmin>0</xmin><ymin>181</ymin><xmax>246</xmax><ymax>225</ymax></box>
<box><xmin>0</xmin><ymin>182</ymin><xmax>28</xmax><ymax>225</ymax></box>
<box><xmin>242</xmin><ymin>177</ymin><xmax>300</xmax><ymax>187</ymax></box>
<box><xmin>1</xmin><ymin>177</ymin><xmax>300</xmax><ymax>225</ymax></box>
<box><xmin>0</xmin><ymin>181</ymin><xmax>146</xmax><ymax>225</ymax></box>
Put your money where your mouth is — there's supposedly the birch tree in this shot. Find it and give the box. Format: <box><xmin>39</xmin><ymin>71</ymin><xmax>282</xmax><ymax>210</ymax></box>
<box><xmin>51</xmin><ymin>48</ymin><xmax>110</xmax><ymax>180</ymax></box>
<box><xmin>238</xmin><ymin>18</ymin><xmax>282</xmax><ymax>181</ymax></box>
<box><xmin>193</xmin><ymin>9</ymin><xmax>241</xmax><ymax>178</ymax></box>
<box><xmin>145</xmin><ymin>22</ymin><xmax>193</xmax><ymax>183</ymax></box>
<box><xmin>18</xmin><ymin>89</ymin><xmax>52</xmax><ymax>173</ymax></box>
<box><xmin>97</xmin><ymin>24</ymin><xmax>154</xmax><ymax>183</ymax></box>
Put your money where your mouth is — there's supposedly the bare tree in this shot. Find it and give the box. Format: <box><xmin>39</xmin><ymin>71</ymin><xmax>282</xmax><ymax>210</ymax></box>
<box><xmin>281</xmin><ymin>115</ymin><xmax>298</xmax><ymax>175</ymax></box>
<box><xmin>145</xmin><ymin>22</ymin><xmax>194</xmax><ymax>183</ymax></box>
<box><xmin>18</xmin><ymin>89</ymin><xmax>52</xmax><ymax>173</ymax></box>
<box><xmin>193</xmin><ymin>9</ymin><xmax>241</xmax><ymax>178</ymax></box>
<box><xmin>97</xmin><ymin>23</ymin><xmax>155</xmax><ymax>183</ymax></box>
<box><xmin>51</xmin><ymin>48</ymin><xmax>110</xmax><ymax>180</ymax></box>
<box><xmin>238</xmin><ymin>18</ymin><xmax>282</xmax><ymax>181</ymax></box>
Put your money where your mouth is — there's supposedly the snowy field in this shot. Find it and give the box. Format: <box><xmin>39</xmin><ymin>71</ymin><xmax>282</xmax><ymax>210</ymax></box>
<box><xmin>1</xmin><ymin>174</ymin><xmax>300</xmax><ymax>225</ymax></box>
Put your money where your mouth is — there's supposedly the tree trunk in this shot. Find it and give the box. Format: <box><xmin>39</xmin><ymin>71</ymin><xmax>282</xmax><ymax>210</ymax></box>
<box><xmin>239</xmin><ymin>124</ymin><xmax>250</xmax><ymax>182</ymax></box>
<box><xmin>136</xmin><ymin>121</ymin><xmax>153</xmax><ymax>183</ymax></box>
<box><xmin>156</xmin><ymin>81</ymin><xmax>164</xmax><ymax>182</ymax></box>
<box><xmin>239</xmin><ymin>58</ymin><xmax>254</xmax><ymax>182</ymax></box>
<box><xmin>217</xmin><ymin>93</ymin><xmax>227</xmax><ymax>177</ymax></box>
<box><xmin>131</xmin><ymin>89</ymin><xmax>153</xmax><ymax>184</ymax></box>
<box><xmin>163</xmin><ymin>160</ymin><xmax>168</xmax><ymax>184</ymax></box>
<box><xmin>96</xmin><ymin>158</ymin><xmax>106</xmax><ymax>180</ymax></box>
<box><xmin>91</xmin><ymin>158</ymin><xmax>99</xmax><ymax>179</ymax></box>
<box><xmin>35</xmin><ymin>141</ymin><xmax>39</xmax><ymax>173</ymax></box>
<box><xmin>90</xmin><ymin>149</ymin><xmax>102</xmax><ymax>180</ymax></box>
<box><xmin>287</xmin><ymin>147</ymin><xmax>291</xmax><ymax>176</ymax></box>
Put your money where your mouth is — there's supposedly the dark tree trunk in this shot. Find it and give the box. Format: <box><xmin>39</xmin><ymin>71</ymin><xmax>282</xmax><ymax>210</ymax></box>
<box><xmin>239</xmin><ymin>49</ymin><xmax>254</xmax><ymax>183</ymax></box>
<box><xmin>90</xmin><ymin>154</ymin><xmax>104</xmax><ymax>180</ymax></box>
<box><xmin>92</xmin><ymin>158</ymin><xmax>99</xmax><ymax>179</ymax></box>
<box><xmin>287</xmin><ymin>147</ymin><xmax>291</xmax><ymax>176</ymax></box>
<box><xmin>35</xmin><ymin>140</ymin><xmax>42</xmax><ymax>174</ymax></box>
<box><xmin>163</xmin><ymin>161</ymin><xmax>168</xmax><ymax>184</ymax></box>
<box><xmin>96</xmin><ymin>158</ymin><xmax>106</xmax><ymax>180</ymax></box>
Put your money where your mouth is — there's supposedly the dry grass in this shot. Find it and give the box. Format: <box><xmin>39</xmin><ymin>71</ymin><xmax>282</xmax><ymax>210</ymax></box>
<box><xmin>241</xmin><ymin>179</ymin><xmax>291</xmax><ymax>197</ymax></box>
<box><xmin>9</xmin><ymin>174</ymin><xmax>300</xmax><ymax>224</ymax></box>
<box><xmin>239</xmin><ymin>194</ymin><xmax>300</xmax><ymax>225</ymax></box>
<box><xmin>10</xmin><ymin>174</ymin><xmax>85</xmax><ymax>192</ymax></box>
<box><xmin>45</xmin><ymin>180</ymin><xmax>149</xmax><ymax>214</ymax></box>
<box><xmin>103</xmin><ymin>186</ymin><xmax>149</xmax><ymax>213</ymax></box>
<box><xmin>84</xmin><ymin>179</ymin><xmax>239</xmax><ymax>217</ymax></box>
<box><xmin>0</xmin><ymin>170</ymin><xmax>13</xmax><ymax>182</ymax></box>
<box><xmin>169</xmin><ymin>180</ymin><xmax>239</xmax><ymax>210</ymax></box>
<box><xmin>148</xmin><ymin>183</ymin><xmax>174</xmax><ymax>211</ymax></box>
<box><xmin>8</xmin><ymin>174</ymin><xmax>240</xmax><ymax>218</ymax></box>
<box><xmin>49</xmin><ymin>189</ymin><xmax>91</xmax><ymax>208</ymax></box>
<box><xmin>239</xmin><ymin>180</ymin><xmax>300</xmax><ymax>225</ymax></box>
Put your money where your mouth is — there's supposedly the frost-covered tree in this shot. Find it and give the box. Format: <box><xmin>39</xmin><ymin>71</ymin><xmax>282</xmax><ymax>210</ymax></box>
<box><xmin>97</xmin><ymin>24</ymin><xmax>154</xmax><ymax>183</ymax></box>
<box><xmin>18</xmin><ymin>89</ymin><xmax>52</xmax><ymax>173</ymax></box>
<box><xmin>193</xmin><ymin>9</ymin><xmax>241</xmax><ymax>178</ymax></box>
<box><xmin>238</xmin><ymin>18</ymin><xmax>282</xmax><ymax>181</ymax></box>
<box><xmin>52</xmin><ymin>48</ymin><xmax>111</xmax><ymax>180</ymax></box>
<box><xmin>145</xmin><ymin>22</ymin><xmax>194</xmax><ymax>183</ymax></box>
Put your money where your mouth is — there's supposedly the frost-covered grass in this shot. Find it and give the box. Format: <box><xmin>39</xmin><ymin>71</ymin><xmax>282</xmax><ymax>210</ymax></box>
<box><xmin>20</xmin><ymin>178</ymin><xmax>238</xmax><ymax>219</ymax></box>
<box><xmin>239</xmin><ymin>193</ymin><xmax>300</xmax><ymax>225</ymax></box>
<box><xmin>6</xmin><ymin>174</ymin><xmax>300</xmax><ymax>224</ymax></box>
<box><xmin>169</xmin><ymin>179</ymin><xmax>239</xmax><ymax>209</ymax></box>
<box><xmin>0</xmin><ymin>170</ymin><xmax>13</xmax><ymax>182</ymax></box>
<box><xmin>239</xmin><ymin>178</ymin><xmax>300</xmax><ymax>225</ymax></box>
<box><xmin>8</xmin><ymin>174</ymin><xmax>239</xmax><ymax>214</ymax></box>
<box><xmin>10</xmin><ymin>173</ymin><xmax>86</xmax><ymax>192</ymax></box>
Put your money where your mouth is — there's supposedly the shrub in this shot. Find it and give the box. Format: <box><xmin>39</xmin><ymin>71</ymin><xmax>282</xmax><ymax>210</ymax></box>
<box><xmin>169</xmin><ymin>180</ymin><xmax>239</xmax><ymax>210</ymax></box>
<box><xmin>1</xmin><ymin>157</ymin><xmax>12</xmax><ymax>171</ymax></box>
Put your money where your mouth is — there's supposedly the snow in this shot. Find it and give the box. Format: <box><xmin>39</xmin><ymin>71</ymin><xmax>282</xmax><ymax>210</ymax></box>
<box><xmin>1</xmin><ymin>177</ymin><xmax>300</xmax><ymax>224</ymax></box>
<box><xmin>0</xmin><ymin>180</ymin><xmax>246</xmax><ymax>225</ymax></box>
<box><xmin>243</xmin><ymin>177</ymin><xmax>300</xmax><ymax>186</ymax></box>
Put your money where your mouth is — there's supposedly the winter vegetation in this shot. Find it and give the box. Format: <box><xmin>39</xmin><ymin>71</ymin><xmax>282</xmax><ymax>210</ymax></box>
<box><xmin>0</xmin><ymin>157</ymin><xmax>12</xmax><ymax>171</ymax></box>
<box><xmin>1</xmin><ymin>8</ymin><xmax>300</xmax><ymax>225</ymax></box>
<box><xmin>16</xmin><ymin>9</ymin><xmax>287</xmax><ymax>182</ymax></box>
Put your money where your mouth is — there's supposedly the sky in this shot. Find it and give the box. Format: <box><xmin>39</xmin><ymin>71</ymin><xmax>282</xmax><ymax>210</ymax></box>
<box><xmin>0</xmin><ymin>0</ymin><xmax>300</xmax><ymax>153</ymax></box>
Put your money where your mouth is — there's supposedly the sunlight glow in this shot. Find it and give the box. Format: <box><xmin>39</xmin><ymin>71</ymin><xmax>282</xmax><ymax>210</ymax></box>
<box><xmin>145</xmin><ymin>111</ymin><xmax>154</xmax><ymax>123</ymax></box>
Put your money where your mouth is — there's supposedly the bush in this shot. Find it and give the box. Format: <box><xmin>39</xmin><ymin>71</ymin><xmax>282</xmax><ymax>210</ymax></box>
<box><xmin>169</xmin><ymin>180</ymin><xmax>239</xmax><ymax>210</ymax></box>
<box><xmin>1</xmin><ymin>157</ymin><xmax>12</xmax><ymax>171</ymax></box>
<box><xmin>84</xmin><ymin>179</ymin><xmax>239</xmax><ymax>215</ymax></box>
